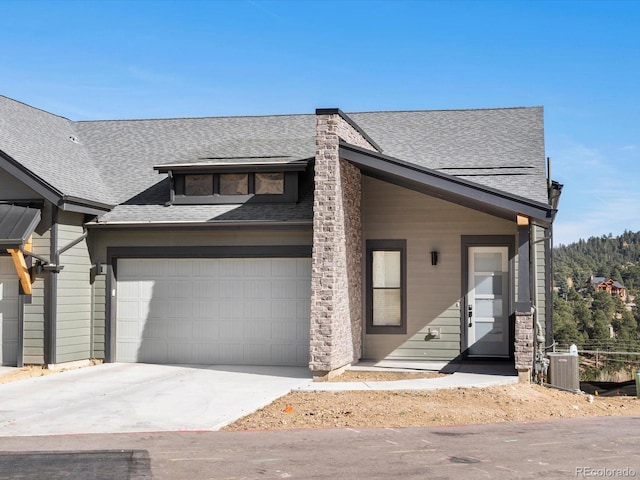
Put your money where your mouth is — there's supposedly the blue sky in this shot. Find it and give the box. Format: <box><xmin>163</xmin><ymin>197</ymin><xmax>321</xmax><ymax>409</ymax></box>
<box><xmin>1</xmin><ymin>0</ymin><xmax>638</xmax><ymax>246</ymax></box>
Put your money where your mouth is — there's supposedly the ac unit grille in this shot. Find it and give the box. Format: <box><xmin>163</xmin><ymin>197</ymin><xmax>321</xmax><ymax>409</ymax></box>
<box><xmin>548</xmin><ymin>353</ymin><xmax>580</xmax><ymax>392</ymax></box>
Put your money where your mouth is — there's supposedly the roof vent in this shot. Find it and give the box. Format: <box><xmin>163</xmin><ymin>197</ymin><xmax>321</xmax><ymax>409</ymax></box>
<box><xmin>69</xmin><ymin>135</ymin><xmax>80</xmax><ymax>144</ymax></box>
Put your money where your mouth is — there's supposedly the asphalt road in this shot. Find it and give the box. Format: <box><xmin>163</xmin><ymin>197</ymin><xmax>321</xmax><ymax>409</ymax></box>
<box><xmin>1</xmin><ymin>416</ymin><xmax>639</xmax><ymax>479</ymax></box>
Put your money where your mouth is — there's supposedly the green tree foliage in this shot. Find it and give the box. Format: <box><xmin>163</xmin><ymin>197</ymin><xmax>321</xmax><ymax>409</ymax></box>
<box><xmin>553</xmin><ymin>230</ymin><xmax>640</xmax><ymax>352</ymax></box>
<box><xmin>554</xmin><ymin>230</ymin><xmax>640</xmax><ymax>291</ymax></box>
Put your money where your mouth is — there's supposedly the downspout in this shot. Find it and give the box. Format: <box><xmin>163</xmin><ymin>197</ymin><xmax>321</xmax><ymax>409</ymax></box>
<box><xmin>165</xmin><ymin>170</ymin><xmax>175</xmax><ymax>207</ymax></box>
<box><xmin>45</xmin><ymin>206</ymin><xmax>59</xmax><ymax>366</ymax></box>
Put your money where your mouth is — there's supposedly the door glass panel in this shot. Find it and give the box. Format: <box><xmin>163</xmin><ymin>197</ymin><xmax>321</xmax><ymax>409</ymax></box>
<box><xmin>474</xmin><ymin>274</ymin><xmax>503</xmax><ymax>295</ymax></box>
<box><xmin>372</xmin><ymin>251</ymin><xmax>401</xmax><ymax>288</ymax></box>
<box><xmin>372</xmin><ymin>289</ymin><xmax>401</xmax><ymax>325</ymax></box>
<box><xmin>476</xmin><ymin>298</ymin><xmax>503</xmax><ymax>318</ymax></box>
<box><xmin>474</xmin><ymin>252</ymin><xmax>502</xmax><ymax>272</ymax></box>
<box><xmin>475</xmin><ymin>321</ymin><xmax>495</xmax><ymax>340</ymax></box>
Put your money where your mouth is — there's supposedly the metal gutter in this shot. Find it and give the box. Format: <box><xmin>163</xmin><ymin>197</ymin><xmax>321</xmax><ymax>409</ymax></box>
<box><xmin>85</xmin><ymin>220</ymin><xmax>313</xmax><ymax>230</ymax></box>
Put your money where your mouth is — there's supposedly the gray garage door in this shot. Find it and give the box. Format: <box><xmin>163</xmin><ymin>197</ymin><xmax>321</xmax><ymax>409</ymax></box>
<box><xmin>116</xmin><ymin>257</ymin><xmax>311</xmax><ymax>366</ymax></box>
<box><xmin>0</xmin><ymin>257</ymin><xmax>19</xmax><ymax>366</ymax></box>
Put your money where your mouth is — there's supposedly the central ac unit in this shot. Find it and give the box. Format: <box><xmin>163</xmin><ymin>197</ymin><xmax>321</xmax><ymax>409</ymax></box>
<box><xmin>547</xmin><ymin>353</ymin><xmax>580</xmax><ymax>392</ymax></box>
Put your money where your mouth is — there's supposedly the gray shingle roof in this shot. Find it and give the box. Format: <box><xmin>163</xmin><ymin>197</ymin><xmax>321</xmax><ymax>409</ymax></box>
<box><xmin>96</xmin><ymin>187</ymin><xmax>313</xmax><ymax>224</ymax></box>
<box><xmin>74</xmin><ymin>116</ymin><xmax>316</xmax><ymax>205</ymax></box>
<box><xmin>0</xmin><ymin>96</ymin><xmax>116</xmax><ymax>206</ymax></box>
<box><xmin>350</xmin><ymin>108</ymin><xmax>547</xmax><ymax>203</ymax></box>
<box><xmin>1</xmin><ymin>96</ymin><xmax>549</xmax><ymax>224</ymax></box>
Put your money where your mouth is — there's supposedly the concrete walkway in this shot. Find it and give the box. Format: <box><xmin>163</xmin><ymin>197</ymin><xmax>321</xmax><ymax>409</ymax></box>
<box><xmin>302</xmin><ymin>360</ymin><xmax>519</xmax><ymax>391</ymax></box>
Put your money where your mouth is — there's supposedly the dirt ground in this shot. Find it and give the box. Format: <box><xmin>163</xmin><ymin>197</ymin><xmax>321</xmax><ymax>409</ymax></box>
<box><xmin>0</xmin><ymin>366</ymin><xmax>59</xmax><ymax>384</ymax></box>
<box><xmin>3</xmin><ymin>367</ymin><xmax>638</xmax><ymax>432</ymax></box>
<box><xmin>224</xmin><ymin>371</ymin><xmax>640</xmax><ymax>431</ymax></box>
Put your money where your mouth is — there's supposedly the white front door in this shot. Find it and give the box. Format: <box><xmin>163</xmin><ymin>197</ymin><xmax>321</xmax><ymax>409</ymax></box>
<box><xmin>467</xmin><ymin>246</ymin><xmax>509</xmax><ymax>357</ymax></box>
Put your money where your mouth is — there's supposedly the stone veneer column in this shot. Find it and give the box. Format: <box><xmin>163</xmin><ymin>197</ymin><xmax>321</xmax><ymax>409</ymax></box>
<box><xmin>310</xmin><ymin>110</ymin><xmax>376</xmax><ymax>379</ymax></box>
<box><xmin>514</xmin><ymin>311</ymin><xmax>534</xmax><ymax>383</ymax></box>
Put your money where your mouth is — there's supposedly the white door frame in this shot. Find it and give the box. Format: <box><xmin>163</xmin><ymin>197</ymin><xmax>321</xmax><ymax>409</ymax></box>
<box><xmin>461</xmin><ymin>236</ymin><xmax>514</xmax><ymax>359</ymax></box>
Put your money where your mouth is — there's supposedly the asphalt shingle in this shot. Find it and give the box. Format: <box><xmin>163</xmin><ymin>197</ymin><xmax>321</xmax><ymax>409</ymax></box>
<box><xmin>0</xmin><ymin>96</ymin><xmax>116</xmax><ymax>206</ymax></box>
<box><xmin>1</xmin><ymin>97</ymin><xmax>549</xmax><ymax>224</ymax></box>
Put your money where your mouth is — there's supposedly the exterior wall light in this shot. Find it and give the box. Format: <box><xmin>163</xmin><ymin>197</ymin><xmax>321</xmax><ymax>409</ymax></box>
<box><xmin>430</xmin><ymin>251</ymin><xmax>439</xmax><ymax>266</ymax></box>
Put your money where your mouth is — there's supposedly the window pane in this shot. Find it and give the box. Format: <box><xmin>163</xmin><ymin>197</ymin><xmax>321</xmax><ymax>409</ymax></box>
<box><xmin>476</xmin><ymin>298</ymin><xmax>503</xmax><ymax>318</ymax></box>
<box><xmin>474</xmin><ymin>252</ymin><xmax>502</xmax><ymax>272</ymax></box>
<box><xmin>372</xmin><ymin>251</ymin><xmax>401</xmax><ymax>288</ymax></box>
<box><xmin>219</xmin><ymin>173</ymin><xmax>248</xmax><ymax>195</ymax></box>
<box><xmin>255</xmin><ymin>172</ymin><xmax>284</xmax><ymax>194</ymax></box>
<box><xmin>184</xmin><ymin>175</ymin><xmax>213</xmax><ymax>196</ymax></box>
<box><xmin>373</xmin><ymin>289</ymin><xmax>401</xmax><ymax>326</ymax></box>
<box><xmin>474</xmin><ymin>274</ymin><xmax>502</xmax><ymax>295</ymax></box>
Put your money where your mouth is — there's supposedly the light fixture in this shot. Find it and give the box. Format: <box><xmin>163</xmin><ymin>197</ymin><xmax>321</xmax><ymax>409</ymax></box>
<box><xmin>430</xmin><ymin>250</ymin><xmax>439</xmax><ymax>266</ymax></box>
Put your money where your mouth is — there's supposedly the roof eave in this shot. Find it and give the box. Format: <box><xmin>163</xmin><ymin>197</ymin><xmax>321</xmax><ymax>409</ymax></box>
<box><xmin>154</xmin><ymin>158</ymin><xmax>312</xmax><ymax>174</ymax></box>
<box><xmin>85</xmin><ymin>219</ymin><xmax>313</xmax><ymax>231</ymax></box>
<box><xmin>339</xmin><ymin>142</ymin><xmax>554</xmax><ymax>226</ymax></box>
<box><xmin>0</xmin><ymin>150</ymin><xmax>115</xmax><ymax>215</ymax></box>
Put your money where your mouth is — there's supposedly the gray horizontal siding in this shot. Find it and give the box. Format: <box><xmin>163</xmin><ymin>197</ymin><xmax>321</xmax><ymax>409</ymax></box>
<box><xmin>533</xmin><ymin>225</ymin><xmax>547</xmax><ymax>341</ymax></box>
<box><xmin>92</xmin><ymin>274</ymin><xmax>106</xmax><ymax>359</ymax></box>
<box><xmin>56</xmin><ymin>211</ymin><xmax>92</xmax><ymax>364</ymax></box>
<box><xmin>0</xmin><ymin>168</ymin><xmax>39</xmax><ymax>199</ymax></box>
<box><xmin>362</xmin><ymin>176</ymin><xmax>516</xmax><ymax>361</ymax></box>
<box><xmin>22</xmin><ymin>220</ymin><xmax>49</xmax><ymax>365</ymax></box>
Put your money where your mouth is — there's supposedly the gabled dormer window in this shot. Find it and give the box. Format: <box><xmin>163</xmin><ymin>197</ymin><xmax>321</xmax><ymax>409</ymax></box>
<box><xmin>154</xmin><ymin>160</ymin><xmax>309</xmax><ymax>205</ymax></box>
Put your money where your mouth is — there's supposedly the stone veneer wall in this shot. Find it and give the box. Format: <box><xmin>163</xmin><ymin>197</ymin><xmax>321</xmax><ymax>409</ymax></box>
<box><xmin>310</xmin><ymin>111</ymin><xmax>376</xmax><ymax>374</ymax></box>
<box><xmin>515</xmin><ymin>311</ymin><xmax>534</xmax><ymax>381</ymax></box>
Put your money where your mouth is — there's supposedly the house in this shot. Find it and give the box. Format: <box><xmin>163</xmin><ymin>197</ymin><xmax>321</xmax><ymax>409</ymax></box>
<box><xmin>586</xmin><ymin>276</ymin><xmax>627</xmax><ymax>299</ymax></box>
<box><xmin>0</xmin><ymin>95</ymin><xmax>561</xmax><ymax>381</ymax></box>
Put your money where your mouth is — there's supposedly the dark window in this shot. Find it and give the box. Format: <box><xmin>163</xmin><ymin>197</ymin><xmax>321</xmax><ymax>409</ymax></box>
<box><xmin>366</xmin><ymin>240</ymin><xmax>407</xmax><ymax>334</ymax></box>
<box><xmin>184</xmin><ymin>174</ymin><xmax>213</xmax><ymax>196</ymax></box>
<box><xmin>219</xmin><ymin>173</ymin><xmax>249</xmax><ymax>195</ymax></box>
<box><xmin>255</xmin><ymin>172</ymin><xmax>284</xmax><ymax>194</ymax></box>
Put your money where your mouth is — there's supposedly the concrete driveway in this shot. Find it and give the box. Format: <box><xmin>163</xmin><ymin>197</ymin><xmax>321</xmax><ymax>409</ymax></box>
<box><xmin>0</xmin><ymin>363</ymin><xmax>311</xmax><ymax>436</ymax></box>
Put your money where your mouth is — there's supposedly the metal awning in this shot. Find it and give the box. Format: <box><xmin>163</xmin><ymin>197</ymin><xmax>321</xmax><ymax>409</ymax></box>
<box><xmin>0</xmin><ymin>204</ymin><xmax>41</xmax><ymax>249</ymax></box>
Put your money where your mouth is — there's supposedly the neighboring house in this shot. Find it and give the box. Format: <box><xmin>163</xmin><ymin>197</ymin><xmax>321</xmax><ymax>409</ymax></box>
<box><xmin>0</xmin><ymin>95</ymin><xmax>562</xmax><ymax>381</ymax></box>
<box><xmin>586</xmin><ymin>276</ymin><xmax>627</xmax><ymax>299</ymax></box>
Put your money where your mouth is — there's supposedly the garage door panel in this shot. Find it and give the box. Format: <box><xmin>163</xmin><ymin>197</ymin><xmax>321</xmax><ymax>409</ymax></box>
<box><xmin>243</xmin><ymin>300</ymin><xmax>268</xmax><ymax>319</ymax></box>
<box><xmin>270</xmin><ymin>321</ymin><xmax>297</xmax><ymax>341</ymax></box>
<box><xmin>167</xmin><ymin>320</ymin><xmax>192</xmax><ymax>339</ymax></box>
<box><xmin>191</xmin><ymin>343</ymin><xmax>219</xmax><ymax>363</ymax></box>
<box><xmin>244</xmin><ymin>280</ymin><xmax>270</xmax><ymax>299</ymax></box>
<box><xmin>271</xmin><ymin>300</ymin><xmax>297</xmax><ymax>319</ymax></box>
<box><xmin>244</xmin><ymin>319</ymin><xmax>272</xmax><ymax>340</ymax></box>
<box><xmin>220</xmin><ymin>280</ymin><xmax>244</xmax><ymax>299</ymax></box>
<box><xmin>193</xmin><ymin>281</ymin><xmax>218</xmax><ymax>299</ymax></box>
<box><xmin>219</xmin><ymin>259</ymin><xmax>245</xmax><ymax>277</ymax></box>
<box><xmin>272</xmin><ymin>279</ymin><xmax>298</xmax><ymax>299</ymax></box>
<box><xmin>244</xmin><ymin>344</ymin><xmax>271</xmax><ymax>364</ymax></box>
<box><xmin>244</xmin><ymin>258</ymin><xmax>272</xmax><ymax>276</ymax></box>
<box><xmin>218</xmin><ymin>343</ymin><xmax>243</xmax><ymax>363</ymax></box>
<box><xmin>296</xmin><ymin>258</ymin><xmax>311</xmax><ymax>277</ymax></box>
<box><xmin>138</xmin><ymin>340</ymin><xmax>168</xmax><ymax>362</ymax></box>
<box><xmin>193</xmin><ymin>301</ymin><xmax>218</xmax><ymax>319</ymax></box>
<box><xmin>193</xmin><ymin>320</ymin><xmax>219</xmax><ymax>339</ymax></box>
<box><xmin>116</xmin><ymin>257</ymin><xmax>310</xmax><ymax>366</ymax></box>
<box><xmin>219</xmin><ymin>320</ymin><xmax>242</xmax><ymax>340</ymax></box>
